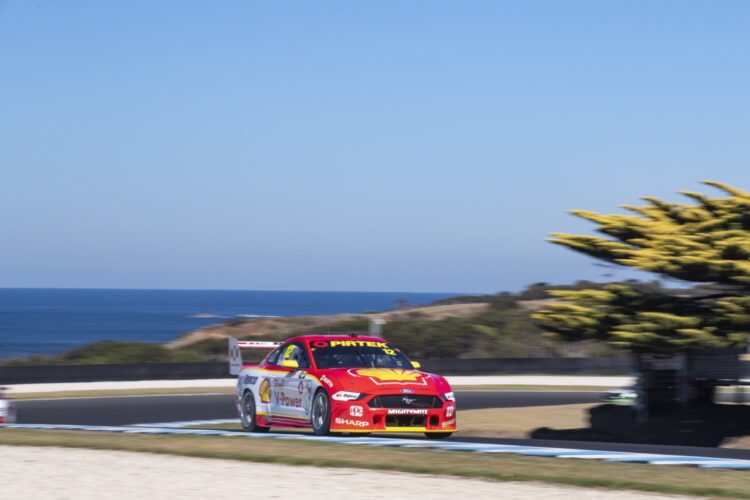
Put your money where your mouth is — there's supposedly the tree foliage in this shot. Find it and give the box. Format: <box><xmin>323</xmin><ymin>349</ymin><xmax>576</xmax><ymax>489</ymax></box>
<box><xmin>533</xmin><ymin>181</ymin><xmax>750</xmax><ymax>352</ymax></box>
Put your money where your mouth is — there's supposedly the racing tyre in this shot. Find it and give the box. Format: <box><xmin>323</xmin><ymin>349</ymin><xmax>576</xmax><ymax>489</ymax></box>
<box><xmin>240</xmin><ymin>390</ymin><xmax>269</xmax><ymax>432</ymax></box>
<box><xmin>311</xmin><ymin>389</ymin><xmax>332</xmax><ymax>436</ymax></box>
<box><xmin>424</xmin><ymin>432</ymin><xmax>453</xmax><ymax>439</ymax></box>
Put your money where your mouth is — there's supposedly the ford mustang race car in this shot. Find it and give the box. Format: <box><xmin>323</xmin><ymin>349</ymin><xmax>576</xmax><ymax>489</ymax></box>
<box><xmin>229</xmin><ymin>335</ymin><xmax>456</xmax><ymax>438</ymax></box>
<box><xmin>0</xmin><ymin>387</ymin><xmax>16</xmax><ymax>424</ymax></box>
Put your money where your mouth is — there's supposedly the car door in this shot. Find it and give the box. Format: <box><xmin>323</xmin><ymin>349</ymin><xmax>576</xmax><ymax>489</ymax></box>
<box><xmin>279</xmin><ymin>342</ymin><xmax>314</xmax><ymax>420</ymax></box>
<box><xmin>262</xmin><ymin>345</ymin><xmax>295</xmax><ymax>417</ymax></box>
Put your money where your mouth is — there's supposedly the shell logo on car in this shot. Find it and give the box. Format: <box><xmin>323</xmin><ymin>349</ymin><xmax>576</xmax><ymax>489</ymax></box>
<box><xmin>259</xmin><ymin>378</ymin><xmax>271</xmax><ymax>403</ymax></box>
<box><xmin>350</xmin><ymin>368</ymin><xmax>428</xmax><ymax>386</ymax></box>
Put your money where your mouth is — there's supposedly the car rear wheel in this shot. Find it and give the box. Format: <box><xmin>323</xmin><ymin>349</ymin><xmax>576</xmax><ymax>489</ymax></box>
<box><xmin>240</xmin><ymin>391</ymin><xmax>269</xmax><ymax>432</ymax></box>
<box><xmin>425</xmin><ymin>432</ymin><xmax>453</xmax><ymax>439</ymax></box>
<box><xmin>311</xmin><ymin>390</ymin><xmax>331</xmax><ymax>436</ymax></box>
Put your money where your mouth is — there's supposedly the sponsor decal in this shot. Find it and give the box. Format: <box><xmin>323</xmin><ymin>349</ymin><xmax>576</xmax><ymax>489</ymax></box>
<box><xmin>259</xmin><ymin>379</ymin><xmax>272</xmax><ymax>403</ymax></box>
<box><xmin>229</xmin><ymin>343</ymin><xmax>241</xmax><ymax>373</ymax></box>
<box><xmin>273</xmin><ymin>391</ymin><xmax>303</xmax><ymax>408</ymax></box>
<box><xmin>242</xmin><ymin>375</ymin><xmax>258</xmax><ymax>386</ymax></box>
<box><xmin>319</xmin><ymin>340</ymin><xmax>389</xmax><ymax>348</ymax></box>
<box><xmin>271</xmin><ymin>378</ymin><xmax>285</xmax><ymax>387</ymax></box>
<box><xmin>387</xmin><ymin>408</ymin><xmax>428</xmax><ymax>416</ymax></box>
<box><xmin>350</xmin><ymin>405</ymin><xmax>363</xmax><ymax>417</ymax></box>
<box><xmin>446</xmin><ymin>406</ymin><xmax>455</xmax><ymax>417</ymax></box>
<box><xmin>336</xmin><ymin>340</ymin><xmax>387</xmax><ymax>348</ymax></box>
<box><xmin>332</xmin><ymin>391</ymin><xmax>361</xmax><ymax>401</ymax></box>
<box><xmin>441</xmin><ymin>418</ymin><xmax>456</xmax><ymax>428</ymax></box>
<box><xmin>230</xmin><ymin>344</ymin><xmax>240</xmax><ymax>360</ymax></box>
<box><xmin>320</xmin><ymin>375</ymin><xmax>334</xmax><ymax>388</ymax></box>
<box><xmin>334</xmin><ymin>417</ymin><xmax>370</xmax><ymax>428</ymax></box>
<box><xmin>350</xmin><ymin>368</ymin><xmax>428</xmax><ymax>386</ymax></box>
<box><xmin>283</xmin><ymin>344</ymin><xmax>296</xmax><ymax>359</ymax></box>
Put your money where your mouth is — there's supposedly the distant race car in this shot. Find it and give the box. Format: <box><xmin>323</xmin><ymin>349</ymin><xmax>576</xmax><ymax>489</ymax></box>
<box><xmin>0</xmin><ymin>387</ymin><xmax>16</xmax><ymax>424</ymax></box>
<box><xmin>229</xmin><ymin>335</ymin><xmax>456</xmax><ymax>439</ymax></box>
<box><xmin>601</xmin><ymin>387</ymin><xmax>637</xmax><ymax>404</ymax></box>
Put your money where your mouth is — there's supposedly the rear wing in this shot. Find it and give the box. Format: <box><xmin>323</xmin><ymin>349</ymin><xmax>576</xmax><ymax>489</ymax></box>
<box><xmin>228</xmin><ymin>337</ymin><xmax>281</xmax><ymax>375</ymax></box>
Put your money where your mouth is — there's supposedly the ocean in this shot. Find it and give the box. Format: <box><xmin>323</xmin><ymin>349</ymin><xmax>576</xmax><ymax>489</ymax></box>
<box><xmin>0</xmin><ymin>289</ymin><xmax>456</xmax><ymax>359</ymax></box>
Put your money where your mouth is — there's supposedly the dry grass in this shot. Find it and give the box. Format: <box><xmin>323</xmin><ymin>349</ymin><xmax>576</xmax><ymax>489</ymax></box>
<box><xmin>724</xmin><ymin>437</ymin><xmax>750</xmax><ymax>449</ymax></box>
<box><xmin>0</xmin><ymin>428</ymin><xmax>748</xmax><ymax>498</ymax></box>
<box><xmin>168</xmin><ymin>303</ymin><xmax>489</xmax><ymax>349</ymax></box>
<box><xmin>457</xmin><ymin>403</ymin><xmax>594</xmax><ymax>438</ymax></box>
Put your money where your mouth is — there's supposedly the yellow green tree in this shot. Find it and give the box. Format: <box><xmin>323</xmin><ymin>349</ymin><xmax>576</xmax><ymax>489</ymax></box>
<box><xmin>533</xmin><ymin>181</ymin><xmax>750</xmax><ymax>353</ymax></box>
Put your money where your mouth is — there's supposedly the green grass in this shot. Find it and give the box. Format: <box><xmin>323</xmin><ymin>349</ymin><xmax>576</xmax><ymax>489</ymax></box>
<box><xmin>1</xmin><ymin>428</ymin><xmax>749</xmax><ymax>498</ymax></box>
<box><xmin>188</xmin><ymin>422</ymin><xmax>241</xmax><ymax>430</ymax></box>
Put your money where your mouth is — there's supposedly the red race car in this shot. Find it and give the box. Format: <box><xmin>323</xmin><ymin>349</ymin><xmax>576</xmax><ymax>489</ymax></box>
<box><xmin>229</xmin><ymin>335</ymin><xmax>456</xmax><ymax>438</ymax></box>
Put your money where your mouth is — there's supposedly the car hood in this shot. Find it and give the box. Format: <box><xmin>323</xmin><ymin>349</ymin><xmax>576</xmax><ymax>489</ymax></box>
<box><xmin>321</xmin><ymin>367</ymin><xmax>450</xmax><ymax>394</ymax></box>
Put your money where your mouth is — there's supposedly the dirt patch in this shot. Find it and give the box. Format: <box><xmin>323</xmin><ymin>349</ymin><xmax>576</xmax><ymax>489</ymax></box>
<box><xmin>457</xmin><ymin>403</ymin><xmax>594</xmax><ymax>438</ymax></box>
<box><xmin>532</xmin><ymin>403</ymin><xmax>750</xmax><ymax>448</ymax></box>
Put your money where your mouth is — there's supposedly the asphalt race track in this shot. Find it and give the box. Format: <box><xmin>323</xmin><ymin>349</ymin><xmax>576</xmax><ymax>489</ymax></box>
<box><xmin>15</xmin><ymin>390</ymin><xmax>602</xmax><ymax>426</ymax></box>
<box><xmin>14</xmin><ymin>390</ymin><xmax>750</xmax><ymax>461</ymax></box>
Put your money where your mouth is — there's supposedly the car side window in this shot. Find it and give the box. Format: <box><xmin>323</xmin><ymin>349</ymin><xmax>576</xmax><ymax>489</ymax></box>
<box><xmin>284</xmin><ymin>342</ymin><xmax>310</xmax><ymax>369</ymax></box>
<box><xmin>266</xmin><ymin>347</ymin><xmax>282</xmax><ymax>366</ymax></box>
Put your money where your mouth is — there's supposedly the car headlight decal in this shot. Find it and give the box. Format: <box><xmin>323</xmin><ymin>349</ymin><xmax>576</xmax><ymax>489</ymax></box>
<box><xmin>332</xmin><ymin>391</ymin><xmax>366</xmax><ymax>401</ymax></box>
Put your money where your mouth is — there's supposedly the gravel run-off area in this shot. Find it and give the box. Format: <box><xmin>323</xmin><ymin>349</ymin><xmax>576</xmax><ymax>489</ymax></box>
<box><xmin>3</xmin><ymin>445</ymin><xmax>697</xmax><ymax>499</ymax></box>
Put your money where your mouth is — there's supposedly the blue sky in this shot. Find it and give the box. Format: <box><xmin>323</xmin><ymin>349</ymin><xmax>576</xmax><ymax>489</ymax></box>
<box><xmin>1</xmin><ymin>1</ymin><xmax>748</xmax><ymax>293</ymax></box>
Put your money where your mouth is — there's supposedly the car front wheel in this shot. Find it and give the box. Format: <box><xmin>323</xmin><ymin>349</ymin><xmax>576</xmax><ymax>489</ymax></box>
<box><xmin>311</xmin><ymin>390</ymin><xmax>332</xmax><ymax>436</ymax></box>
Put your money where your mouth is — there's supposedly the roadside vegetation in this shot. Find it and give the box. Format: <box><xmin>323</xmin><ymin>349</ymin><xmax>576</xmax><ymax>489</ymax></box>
<box><xmin>1</xmin><ymin>428</ymin><xmax>749</xmax><ymax>498</ymax></box>
<box><xmin>536</xmin><ymin>181</ymin><xmax>750</xmax><ymax>353</ymax></box>
<box><xmin>1</xmin><ymin>340</ymin><xmax>206</xmax><ymax>366</ymax></box>
<box><xmin>2</xmin><ymin>280</ymin><xmax>685</xmax><ymax>366</ymax></box>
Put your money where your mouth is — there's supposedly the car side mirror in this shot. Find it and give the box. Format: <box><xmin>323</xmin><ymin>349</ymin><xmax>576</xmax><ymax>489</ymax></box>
<box><xmin>411</xmin><ymin>361</ymin><xmax>421</xmax><ymax>370</ymax></box>
<box><xmin>281</xmin><ymin>359</ymin><xmax>299</xmax><ymax>369</ymax></box>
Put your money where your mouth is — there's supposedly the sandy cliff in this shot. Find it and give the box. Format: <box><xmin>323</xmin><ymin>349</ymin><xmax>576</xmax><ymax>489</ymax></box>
<box><xmin>167</xmin><ymin>302</ymin><xmax>489</xmax><ymax>349</ymax></box>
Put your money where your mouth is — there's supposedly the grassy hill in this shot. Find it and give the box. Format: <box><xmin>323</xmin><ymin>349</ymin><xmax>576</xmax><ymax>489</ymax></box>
<box><xmin>2</xmin><ymin>282</ymin><xmax>632</xmax><ymax>365</ymax></box>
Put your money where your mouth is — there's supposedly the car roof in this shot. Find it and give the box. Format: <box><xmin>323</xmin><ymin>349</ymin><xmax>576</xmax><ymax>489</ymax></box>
<box><xmin>286</xmin><ymin>334</ymin><xmax>388</xmax><ymax>344</ymax></box>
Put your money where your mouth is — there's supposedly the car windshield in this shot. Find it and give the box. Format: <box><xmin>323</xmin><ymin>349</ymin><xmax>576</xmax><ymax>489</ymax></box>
<box><xmin>310</xmin><ymin>340</ymin><xmax>413</xmax><ymax>369</ymax></box>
